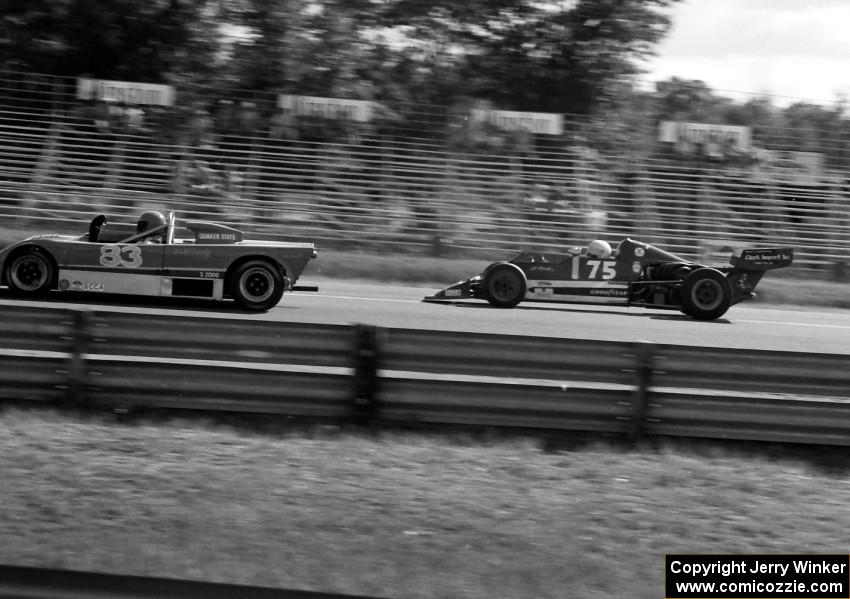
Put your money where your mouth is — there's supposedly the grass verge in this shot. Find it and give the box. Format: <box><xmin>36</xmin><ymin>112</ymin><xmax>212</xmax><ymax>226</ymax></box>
<box><xmin>0</xmin><ymin>407</ymin><xmax>848</xmax><ymax>599</ymax></box>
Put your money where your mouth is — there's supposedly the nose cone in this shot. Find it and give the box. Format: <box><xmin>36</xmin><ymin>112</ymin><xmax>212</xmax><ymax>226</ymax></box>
<box><xmin>423</xmin><ymin>278</ymin><xmax>474</xmax><ymax>302</ymax></box>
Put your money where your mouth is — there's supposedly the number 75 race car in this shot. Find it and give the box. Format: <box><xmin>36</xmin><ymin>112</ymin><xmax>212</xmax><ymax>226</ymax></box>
<box><xmin>0</xmin><ymin>211</ymin><xmax>317</xmax><ymax>311</ymax></box>
<box><xmin>424</xmin><ymin>238</ymin><xmax>793</xmax><ymax>320</ymax></box>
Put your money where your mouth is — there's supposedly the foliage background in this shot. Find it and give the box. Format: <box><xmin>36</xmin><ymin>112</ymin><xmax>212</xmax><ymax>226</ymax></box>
<box><xmin>3</xmin><ymin>0</ymin><xmax>848</xmax><ymax>148</ymax></box>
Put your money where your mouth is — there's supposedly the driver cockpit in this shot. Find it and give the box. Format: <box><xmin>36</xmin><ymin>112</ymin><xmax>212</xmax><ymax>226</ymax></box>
<box><xmin>86</xmin><ymin>211</ymin><xmax>171</xmax><ymax>244</ymax></box>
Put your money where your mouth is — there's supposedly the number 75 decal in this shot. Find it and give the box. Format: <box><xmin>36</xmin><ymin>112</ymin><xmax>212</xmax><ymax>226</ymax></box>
<box><xmin>99</xmin><ymin>244</ymin><xmax>143</xmax><ymax>268</ymax></box>
<box><xmin>571</xmin><ymin>257</ymin><xmax>616</xmax><ymax>280</ymax></box>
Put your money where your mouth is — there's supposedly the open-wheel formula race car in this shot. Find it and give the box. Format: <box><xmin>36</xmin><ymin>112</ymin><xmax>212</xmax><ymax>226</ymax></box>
<box><xmin>0</xmin><ymin>211</ymin><xmax>317</xmax><ymax>311</ymax></box>
<box><xmin>424</xmin><ymin>238</ymin><xmax>793</xmax><ymax>320</ymax></box>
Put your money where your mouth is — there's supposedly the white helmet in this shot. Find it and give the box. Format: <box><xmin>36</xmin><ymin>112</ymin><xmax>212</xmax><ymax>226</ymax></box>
<box><xmin>587</xmin><ymin>239</ymin><xmax>612</xmax><ymax>259</ymax></box>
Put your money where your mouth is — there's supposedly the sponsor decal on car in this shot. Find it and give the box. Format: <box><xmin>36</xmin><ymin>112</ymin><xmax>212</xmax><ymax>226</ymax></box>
<box><xmin>589</xmin><ymin>288</ymin><xmax>629</xmax><ymax>297</ymax></box>
<box><xmin>741</xmin><ymin>249</ymin><xmax>793</xmax><ymax>265</ymax></box>
<box><xmin>172</xmin><ymin>247</ymin><xmax>213</xmax><ymax>257</ymax></box>
<box><xmin>198</xmin><ymin>232</ymin><xmax>238</xmax><ymax>241</ymax></box>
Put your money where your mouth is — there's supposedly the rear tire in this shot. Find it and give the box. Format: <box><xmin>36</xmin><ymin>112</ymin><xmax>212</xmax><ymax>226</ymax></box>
<box><xmin>680</xmin><ymin>267</ymin><xmax>732</xmax><ymax>320</ymax></box>
<box><xmin>483</xmin><ymin>263</ymin><xmax>527</xmax><ymax>308</ymax></box>
<box><xmin>229</xmin><ymin>260</ymin><xmax>285</xmax><ymax>311</ymax></box>
<box><xmin>5</xmin><ymin>249</ymin><xmax>55</xmax><ymax>296</ymax></box>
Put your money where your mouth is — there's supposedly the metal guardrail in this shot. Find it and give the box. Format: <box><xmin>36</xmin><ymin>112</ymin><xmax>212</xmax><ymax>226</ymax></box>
<box><xmin>2</xmin><ymin>305</ymin><xmax>79</xmax><ymax>352</ymax></box>
<box><xmin>0</xmin><ymin>564</ymin><xmax>384</xmax><ymax>599</ymax></box>
<box><xmin>1</xmin><ymin>304</ymin><xmax>850</xmax><ymax>445</ymax></box>
<box><xmin>653</xmin><ymin>343</ymin><xmax>850</xmax><ymax>395</ymax></box>
<box><xmin>646</xmin><ymin>344</ymin><xmax>850</xmax><ymax>444</ymax></box>
<box><xmin>380</xmin><ymin>327</ymin><xmax>636</xmax><ymax>384</ymax></box>
<box><xmin>86</xmin><ymin>311</ymin><xmax>353</xmax><ymax>366</ymax></box>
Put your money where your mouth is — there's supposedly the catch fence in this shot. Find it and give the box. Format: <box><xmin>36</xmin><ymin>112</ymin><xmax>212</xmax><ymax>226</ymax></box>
<box><xmin>0</xmin><ymin>70</ymin><xmax>848</xmax><ymax>274</ymax></box>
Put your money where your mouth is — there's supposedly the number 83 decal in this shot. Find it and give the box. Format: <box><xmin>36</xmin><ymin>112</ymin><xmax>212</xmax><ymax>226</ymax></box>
<box><xmin>99</xmin><ymin>244</ymin><xmax>143</xmax><ymax>268</ymax></box>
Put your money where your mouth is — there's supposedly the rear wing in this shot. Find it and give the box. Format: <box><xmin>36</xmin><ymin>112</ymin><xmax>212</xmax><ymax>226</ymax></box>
<box><xmin>729</xmin><ymin>248</ymin><xmax>794</xmax><ymax>270</ymax></box>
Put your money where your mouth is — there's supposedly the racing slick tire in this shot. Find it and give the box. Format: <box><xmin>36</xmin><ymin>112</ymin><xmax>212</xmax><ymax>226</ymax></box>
<box><xmin>680</xmin><ymin>267</ymin><xmax>732</xmax><ymax>320</ymax></box>
<box><xmin>5</xmin><ymin>248</ymin><xmax>55</xmax><ymax>296</ymax></box>
<box><xmin>229</xmin><ymin>259</ymin><xmax>285</xmax><ymax>311</ymax></box>
<box><xmin>483</xmin><ymin>262</ymin><xmax>527</xmax><ymax>308</ymax></box>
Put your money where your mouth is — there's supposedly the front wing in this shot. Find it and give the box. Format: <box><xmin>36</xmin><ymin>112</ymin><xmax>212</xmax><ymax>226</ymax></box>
<box><xmin>423</xmin><ymin>275</ymin><xmax>481</xmax><ymax>302</ymax></box>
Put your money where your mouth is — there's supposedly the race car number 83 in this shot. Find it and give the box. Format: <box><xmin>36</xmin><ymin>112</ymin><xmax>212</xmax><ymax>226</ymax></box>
<box><xmin>99</xmin><ymin>244</ymin><xmax>143</xmax><ymax>268</ymax></box>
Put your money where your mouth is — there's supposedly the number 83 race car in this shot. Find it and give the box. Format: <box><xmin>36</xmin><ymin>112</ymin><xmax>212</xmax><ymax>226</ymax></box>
<box><xmin>0</xmin><ymin>211</ymin><xmax>317</xmax><ymax>311</ymax></box>
<box><xmin>424</xmin><ymin>238</ymin><xmax>793</xmax><ymax>320</ymax></box>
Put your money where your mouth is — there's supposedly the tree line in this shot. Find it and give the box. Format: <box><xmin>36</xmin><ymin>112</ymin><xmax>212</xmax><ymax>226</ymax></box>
<box><xmin>3</xmin><ymin>0</ymin><xmax>849</xmax><ymax>165</ymax></box>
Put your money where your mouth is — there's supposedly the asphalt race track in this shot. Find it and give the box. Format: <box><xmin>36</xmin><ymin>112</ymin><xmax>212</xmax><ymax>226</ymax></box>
<box><xmin>1</xmin><ymin>279</ymin><xmax>848</xmax><ymax>355</ymax></box>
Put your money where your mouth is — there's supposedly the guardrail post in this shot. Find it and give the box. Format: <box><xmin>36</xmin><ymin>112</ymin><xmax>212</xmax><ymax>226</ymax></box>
<box><xmin>351</xmin><ymin>324</ymin><xmax>381</xmax><ymax>423</ymax></box>
<box><xmin>629</xmin><ymin>342</ymin><xmax>654</xmax><ymax>442</ymax></box>
<box><xmin>66</xmin><ymin>310</ymin><xmax>93</xmax><ymax>406</ymax></box>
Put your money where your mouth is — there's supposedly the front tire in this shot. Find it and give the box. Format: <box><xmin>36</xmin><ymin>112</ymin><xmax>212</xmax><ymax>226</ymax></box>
<box><xmin>483</xmin><ymin>263</ymin><xmax>527</xmax><ymax>308</ymax></box>
<box><xmin>229</xmin><ymin>260</ymin><xmax>285</xmax><ymax>311</ymax></box>
<box><xmin>680</xmin><ymin>267</ymin><xmax>732</xmax><ymax>320</ymax></box>
<box><xmin>5</xmin><ymin>249</ymin><xmax>55</xmax><ymax>296</ymax></box>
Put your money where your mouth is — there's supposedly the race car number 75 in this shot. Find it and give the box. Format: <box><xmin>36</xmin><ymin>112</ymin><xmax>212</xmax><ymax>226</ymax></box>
<box><xmin>99</xmin><ymin>244</ymin><xmax>143</xmax><ymax>268</ymax></box>
<box><xmin>571</xmin><ymin>257</ymin><xmax>616</xmax><ymax>280</ymax></box>
<box><xmin>587</xmin><ymin>260</ymin><xmax>616</xmax><ymax>280</ymax></box>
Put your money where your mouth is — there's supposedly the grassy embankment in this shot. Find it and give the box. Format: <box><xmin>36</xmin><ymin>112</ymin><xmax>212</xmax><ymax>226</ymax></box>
<box><xmin>0</xmin><ymin>407</ymin><xmax>848</xmax><ymax>599</ymax></box>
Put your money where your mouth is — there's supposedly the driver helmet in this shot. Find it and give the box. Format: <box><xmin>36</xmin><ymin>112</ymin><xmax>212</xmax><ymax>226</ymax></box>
<box><xmin>136</xmin><ymin>211</ymin><xmax>167</xmax><ymax>234</ymax></box>
<box><xmin>587</xmin><ymin>239</ymin><xmax>612</xmax><ymax>259</ymax></box>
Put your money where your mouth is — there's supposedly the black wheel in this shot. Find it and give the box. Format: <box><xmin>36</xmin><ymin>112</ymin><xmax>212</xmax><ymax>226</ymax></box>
<box><xmin>5</xmin><ymin>249</ymin><xmax>55</xmax><ymax>296</ymax></box>
<box><xmin>229</xmin><ymin>260</ymin><xmax>285</xmax><ymax>311</ymax></box>
<box><xmin>680</xmin><ymin>267</ymin><xmax>732</xmax><ymax>320</ymax></box>
<box><xmin>483</xmin><ymin>263</ymin><xmax>527</xmax><ymax>308</ymax></box>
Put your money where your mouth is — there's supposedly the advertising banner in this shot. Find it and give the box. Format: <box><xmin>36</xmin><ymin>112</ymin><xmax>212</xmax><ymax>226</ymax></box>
<box><xmin>470</xmin><ymin>109</ymin><xmax>564</xmax><ymax>135</ymax></box>
<box><xmin>659</xmin><ymin>121</ymin><xmax>752</xmax><ymax>153</ymax></box>
<box><xmin>278</xmin><ymin>95</ymin><xmax>373</xmax><ymax>122</ymax></box>
<box><xmin>76</xmin><ymin>78</ymin><xmax>176</xmax><ymax>106</ymax></box>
